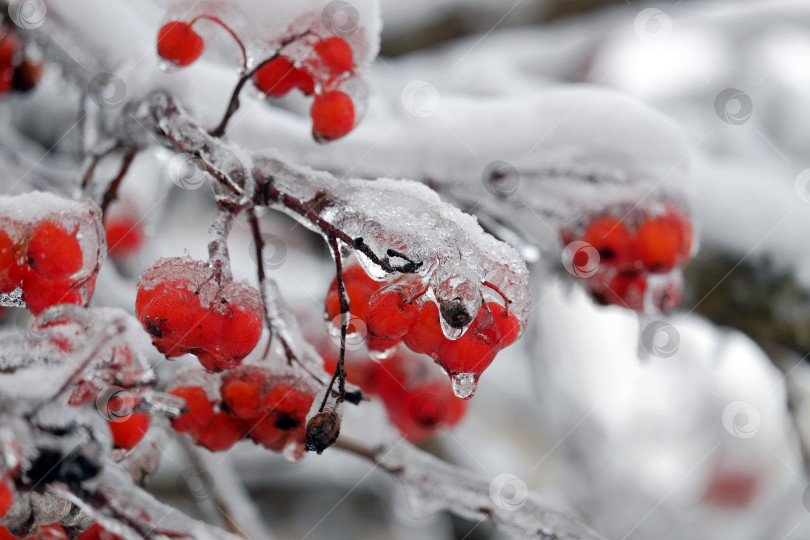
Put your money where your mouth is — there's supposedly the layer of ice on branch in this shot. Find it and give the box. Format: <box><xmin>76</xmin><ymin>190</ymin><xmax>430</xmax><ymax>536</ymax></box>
<box><xmin>259</xmin><ymin>156</ymin><xmax>531</xmax><ymax>329</ymax></box>
<box><xmin>235</xmin><ymin>86</ymin><xmax>691</xmax><ymax>256</ymax></box>
<box><xmin>373</xmin><ymin>439</ymin><xmax>607</xmax><ymax>540</ymax></box>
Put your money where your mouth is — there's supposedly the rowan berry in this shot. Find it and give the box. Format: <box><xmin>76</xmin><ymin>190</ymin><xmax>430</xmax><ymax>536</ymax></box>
<box><xmin>108</xmin><ymin>412</ymin><xmax>150</xmax><ymax>450</ymax></box>
<box><xmin>582</xmin><ymin>216</ymin><xmax>633</xmax><ymax>269</ymax></box>
<box><xmin>311</xmin><ymin>90</ymin><xmax>355</xmax><ymax>142</ymax></box>
<box><xmin>0</xmin><ymin>229</ymin><xmax>26</xmax><ymax>293</ymax></box>
<box><xmin>104</xmin><ymin>217</ymin><xmax>143</xmax><ymax>257</ymax></box>
<box><xmin>314</xmin><ymin>37</ymin><xmax>353</xmax><ymax>77</ymax></box>
<box><xmin>21</xmin><ymin>273</ymin><xmax>82</xmax><ymax>315</ymax></box>
<box><xmin>157</xmin><ymin>21</ymin><xmax>205</xmax><ymax>67</ymax></box>
<box><xmin>253</xmin><ymin>57</ymin><xmax>313</xmax><ymax>98</ymax></box>
<box><xmin>27</xmin><ymin>221</ymin><xmax>82</xmax><ymax>280</ymax></box>
<box><xmin>367</xmin><ymin>288</ymin><xmax>419</xmax><ymax>340</ymax></box>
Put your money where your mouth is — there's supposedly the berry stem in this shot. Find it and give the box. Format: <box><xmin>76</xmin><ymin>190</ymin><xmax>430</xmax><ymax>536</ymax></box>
<box><xmin>258</xmin><ymin>180</ymin><xmax>423</xmax><ymax>275</ymax></box>
<box><xmin>481</xmin><ymin>280</ymin><xmax>512</xmax><ymax>310</ymax></box>
<box><xmin>100</xmin><ymin>147</ymin><xmax>138</xmax><ymax>214</ymax></box>
<box><xmin>81</xmin><ymin>142</ymin><xmax>123</xmax><ymax>189</ymax></box>
<box><xmin>209</xmin><ymin>30</ymin><xmax>311</xmax><ymax>138</ymax></box>
<box><xmin>189</xmin><ymin>15</ymin><xmax>248</xmax><ymax>73</ymax></box>
<box><xmin>320</xmin><ymin>232</ymin><xmax>348</xmax><ymax>413</ymax></box>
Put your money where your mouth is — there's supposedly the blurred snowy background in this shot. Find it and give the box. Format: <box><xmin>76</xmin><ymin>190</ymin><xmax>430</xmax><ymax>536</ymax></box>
<box><xmin>3</xmin><ymin>0</ymin><xmax>810</xmax><ymax>539</ymax></box>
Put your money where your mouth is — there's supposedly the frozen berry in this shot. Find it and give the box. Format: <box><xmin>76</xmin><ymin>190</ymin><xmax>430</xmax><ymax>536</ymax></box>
<box><xmin>169</xmin><ymin>386</ymin><xmax>215</xmax><ymax>433</ymax></box>
<box><xmin>367</xmin><ymin>288</ymin><xmax>419</xmax><ymax>340</ymax></box>
<box><xmin>311</xmin><ymin>90</ymin><xmax>355</xmax><ymax>143</ymax></box>
<box><xmin>402</xmin><ymin>301</ymin><xmax>444</xmax><ymax>355</ymax></box>
<box><xmin>582</xmin><ymin>216</ymin><xmax>633</xmax><ymax>269</ymax></box>
<box><xmin>253</xmin><ymin>57</ymin><xmax>313</xmax><ymax>98</ymax></box>
<box><xmin>0</xmin><ymin>229</ymin><xmax>26</xmax><ymax>293</ymax></box>
<box><xmin>0</xmin><ymin>477</ymin><xmax>13</xmax><ymax>519</ymax></box>
<box><xmin>157</xmin><ymin>21</ymin><xmax>204</xmax><ymax>67</ymax></box>
<box><xmin>27</xmin><ymin>221</ymin><xmax>82</xmax><ymax>280</ymax></box>
<box><xmin>634</xmin><ymin>208</ymin><xmax>692</xmax><ymax>272</ymax></box>
<box><xmin>108</xmin><ymin>413</ymin><xmax>150</xmax><ymax>450</ymax></box>
<box><xmin>314</xmin><ymin>37</ymin><xmax>353</xmax><ymax>76</ymax></box>
<box><xmin>21</xmin><ymin>273</ymin><xmax>83</xmax><ymax>315</ymax></box>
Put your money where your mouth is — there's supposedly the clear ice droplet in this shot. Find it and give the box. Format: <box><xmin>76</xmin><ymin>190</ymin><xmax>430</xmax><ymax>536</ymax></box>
<box><xmin>451</xmin><ymin>372</ymin><xmax>478</xmax><ymax>399</ymax></box>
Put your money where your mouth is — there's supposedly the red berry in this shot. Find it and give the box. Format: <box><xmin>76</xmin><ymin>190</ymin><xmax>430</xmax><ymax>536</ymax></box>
<box><xmin>222</xmin><ymin>379</ymin><xmax>261</xmax><ymax>420</ymax></box>
<box><xmin>157</xmin><ymin>21</ymin><xmax>204</xmax><ymax>67</ymax></box>
<box><xmin>325</xmin><ymin>263</ymin><xmax>379</xmax><ymax>322</ymax></box>
<box><xmin>76</xmin><ymin>524</ymin><xmax>125</xmax><ymax>540</ymax></box>
<box><xmin>108</xmin><ymin>413</ymin><xmax>150</xmax><ymax>450</ymax></box>
<box><xmin>104</xmin><ymin>217</ymin><xmax>143</xmax><ymax>257</ymax></box>
<box><xmin>27</xmin><ymin>221</ymin><xmax>83</xmax><ymax>280</ymax></box>
<box><xmin>402</xmin><ymin>301</ymin><xmax>444</xmax><ymax>355</ymax></box>
<box><xmin>487</xmin><ymin>302</ymin><xmax>521</xmax><ymax>348</ymax></box>
<box><xmin>634</xmin><ymin>208</ymin><xmax>692</xmax><ymax>272</ymax></box>
<box><xmin>0</xmin><ymin>34</ymin><xmax>19</xmax><ymax>94</ymax></box>
<box><xmin>169</xmin><ymin>386</ymin><xmax>215</xmax><ymax>433</ymax></box>
<box><xmin>0</xmin><ymin>477</ymin><xmax>13</xmax><ymax>519</ymax></box>
<box><xmin>21</xmin><ymin>273</ymin><xmax>83</xmax><ymax>315</ymax></box>
<box><xmin>253</xmin><ymin>57</ymin><xmax>301</xmax><ymax>98</ymax></box>
<box><xmin>0</xmin><ymin>229</ymin><xmax>26</xmax><ymax>293</ymax></box>
<box><xmin>194</xmin><ymin>412</ymin><xmax>244</xmax><ymax>452</ymax></box>
<box><xmin>582</xmin><ymin>216</ymin><xmax>633</xmax><ymax>270</ymax></box>
<box><xmin>367</xmin><ymin>288</ymin><xmax>419</xmax><ymax>340</ymax></box>
<box><xmin>214</xmin><ymin>304</ymin><xmax>263</xmax><ymax>362</ymax></box>
<box><xmin>597</xmin><ymin>271</ymin><xmax>647</xmax><ymax>311</ymax></box>
<box><xmin>371</xmin><ymin>352</ymin><xmax>467</xmax><ymax>443</ymax></box>
<box><xmin>311</xmin><ymin>90</ymin><xmax>355</xmax><ymax>143</ymax></box>
<box><xmin>314</xmin><ymin>37</ymin><xmax>354</xmax><ymax>76</ymax></box>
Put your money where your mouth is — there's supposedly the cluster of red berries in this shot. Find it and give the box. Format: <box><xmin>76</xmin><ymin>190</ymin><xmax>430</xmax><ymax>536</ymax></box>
<box><xmin>325</xmin><ymin>262</ymin><xmax>522</xmax><ymax>397</ymax></box>
<box><xmin>1</xmin><ymin>214</ymin><xmax>97</xmax><ymax>315</ymax></box>
<box><xmin>168</xmin><ymin>366</ymin><xmax>315</xmax><ymax>459</ymax></box>
<box><xmin>563</xmin><ymin>204</ymin><xmax>693</xmax><ymax>312</ymax></box>
<box><xmin>156</xmin><ymin>16</ymin><xmax>359</xmax><ymax>142</ymax></box>
<box><xmin>135</xmin><ymin>257</ymin><xmax>263</xmax><ymax>372</ymax></box>
<box><xmin>0</xmin><ymin>524</ymin><xmax>124</xmax><ymax>540</ymax></box>
<box><xmin>320</xmin><ymin>345</ymin><xmax>466</xmax><ymax>442</ymax></box>
<box><xmin>0</xmin><ymin>27</ymin><xmax>43</xmax><ymax>95</ymax></box>
<box><xmin>252</xmin><ymin>36</ymin><xmax>357</xmax><ymax>142</ymax></box>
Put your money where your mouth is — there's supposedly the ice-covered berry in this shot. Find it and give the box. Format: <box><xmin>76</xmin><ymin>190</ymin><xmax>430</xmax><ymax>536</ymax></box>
<box><xmin>253</xmin><ymin>57</ymin><xmax>314</xmax><ymax>98</ymax></box>
<box><xmin>27</xmin><ymin>221</ymin><xmax>82</xmax><ymax>280</ymax></box>
<box><xmin>367</xmin><ymin>287</ymin><xmax>419</xmax><ymax>341</ymax></box>
<box><xmin>0</xmin><ymin>229</ymin><xmax>26</xmax><ymax>293</ymax></box>
<box><xmin>108</xmin><ymin>412</ymin><xmax>150</xmax><ymax>450</ymax></box>
<box><xmin>157</xmin><ymin>21</ymin><xmax>205</xmax><ymax>67</ymax></box>
<box><xmin>314</xmin><ymin>37</ymin><xmax>354</xmax><ymax>77</ymax></box>
<box><xmin>311</xmin><ymin>90</ymin><xmax>355</xmax><ymax>143</ymax></box>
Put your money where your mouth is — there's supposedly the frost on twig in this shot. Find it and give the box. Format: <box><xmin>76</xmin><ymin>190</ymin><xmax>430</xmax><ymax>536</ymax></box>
<box><xmin>339</xmin><ymin>438</ymin><xmax>608</xmax><ymax>540</ymax></box>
